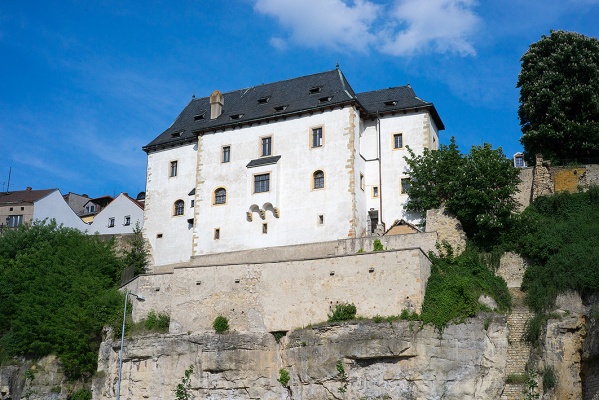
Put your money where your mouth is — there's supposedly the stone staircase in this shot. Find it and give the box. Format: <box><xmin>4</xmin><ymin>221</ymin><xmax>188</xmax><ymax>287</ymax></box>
<box><xmin>501</xmin><ymin>287</ymin><xmax>534</xmax><ymax>400</ymax></box>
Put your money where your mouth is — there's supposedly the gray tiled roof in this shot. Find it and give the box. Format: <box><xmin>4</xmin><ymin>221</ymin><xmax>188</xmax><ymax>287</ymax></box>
<box><xmin>144</xmin><ymin>69</ymin><xmax>443</xmax><ymax>153</ymax></box>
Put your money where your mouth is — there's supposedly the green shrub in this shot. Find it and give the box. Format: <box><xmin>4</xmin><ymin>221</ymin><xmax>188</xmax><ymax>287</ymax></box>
<box><xmin>336</xmin><ymin>360</ymin><xmax>349</xmax><ymax>393</ymax></box>
<box><xmin>271</xmin><ymin>331</ymin><xmax>286</xmax><ymax>343</ymax></box>
<box><xmin>542</xmin><ymin>366</ymin><xmax>556</xmax><ymax>390</ymax></box>
<box><xmin>373</xmin><ymin>239</ymin><xmax>384</xmax><ymax>251</ymax></box>
<box><xmin>67</xmin><ymin>388</ymin><xmax>92</xmax><ymax>400</ymax></box>
<box><xmin>519</xmin><ymin>189</ymin><xmax>599</xmax><ymax>312</ymax></box>
<box><xmin>523</xmin><ymin>314</ymin><xmax>546</xmax><ymax>347</ymax></box>
<box><xmin>213</xmin><ymin>316</ymin><xmax>229</xmax><ymax>333</ymax></box>
<box><xmin>174</xmin><ymin>365</ymin><xmax>193</xmax><ymax>400</ymax></box>
<box><xmin>277</xmin><ymin>369</ymin><xmax>290</xmax><ymax>387</ymax></box>
<box><xmin>505</xmin><ymin>373</ymin><xmax>526</xmax><ymax>384</ymax></box>
<box><xmin>420</xmin><ymin>245</ymin><xmax>510</xmax><ymax>331</ymax></box>
<box><xmin>144</xmin><ymin>310</ymin><xmax>170</xmax><ymax>333</ymax></box>
<box><xmin>373</xmin><ymin>315</ymin><xmax>384</xmax><ymax>323</ymax></box>
<box><xmin>399</xmin><ymin>309</ymin><xmax>420</xmax><ymax>321</ymax></box>
<box><xmin>328</xmin><ymin>303</ymin><xmax>357</xmax><ymax>322</ymax></box>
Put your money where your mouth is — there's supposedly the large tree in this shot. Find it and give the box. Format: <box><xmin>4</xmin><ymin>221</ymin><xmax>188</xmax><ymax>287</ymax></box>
<box><xmin>404</xmin><ymin>138</ymin><xmax>521</xmax><ymax>247</ymax></box>
<box><xmin>517</xmin><ymin>30</ymin><xmax>599</xmax><ymax>162</ymax></box>
<box><xmin>0</xmin><ymin>221</ymin><xmax>124</xmax><ymax>379</ymax></box>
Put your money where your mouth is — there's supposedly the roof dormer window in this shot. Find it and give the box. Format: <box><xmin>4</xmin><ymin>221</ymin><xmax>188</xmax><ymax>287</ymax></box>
<box><xmin>257</xmin><ymin>96</ymin><xmax>270</xmax><ymax>104</ymax></box>
<box><xmin>384</xmin><ymin>100</ymin><xmax>398</xmax><ymax>106</ymax></box>
<box><xmin>309</xmin><ymin>86</ymin><xmax>322</xmax><ymax>94</ymax></box>
<box><xmin>273</xmin><ymin>105</ymin><xmax>288</xmax><ymax>112</ymax></box>
<box><xmin>170</xmin><ymin>131</ymin><xmax>183</xmax><ymax>137</ymax></box>
<box><xmin>194</xmin><ymin>113</ymin><xmax>205</xmax><ymax>121</ymax></box>
<box><xmin>230</xmin><ymin>114</ymin><xmax>243</xmax><ymax>120</ymax></box>
<box><xmin>318</xmin><ymin>96</ymin><xmax>332</xmax><ymax>103</ymax></box>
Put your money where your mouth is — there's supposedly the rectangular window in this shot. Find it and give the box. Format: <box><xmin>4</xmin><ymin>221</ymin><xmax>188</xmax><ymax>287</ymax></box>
<box><xmin>222</xmin><ymin>146</ymin><xmax>230</xmax><ymax>163</ymax></box>
<box><xmin>515</xmin><ymin>157</ymin><xmax>524</xmax><ymax>167</ymax></box>
<box><xmin>360</xmin><ymin>173</ymin><xmax>365</xmax><ymax>191</ymax></box>
<box><xmin>262</xmin><ymin>223</ymin><xmax>268</xmax><ymax>234</ymax></box>
<box><xmin>108</xmin><ymin>217</ymin><xmax>115</xmax><ymax>228</ymax></box>
<box><xmin>6</xmin><ymin>215</ymin><xmax>23</xmax><ymax>228</ymax></box>
<box><xmin>124</xmin><ymin>216</ymin><xmax>131</xmax><ymax>226</ymax></box>
<box><xmin>214</xmin><ymin>228</ymin><xmax>220</xmax><ymax>240</ymax></box>
<box><xmin>393</xmin><ymin>133</ymin><xmax>403</xmax><ymax>149</ymax></box>
<box><xmin>318</xmin><ymin>214</ymin><xmax>324</xmax><ymax>225</ymax></box>
<box><xmin>373</xmin><ymin>186</ymin><xmax>379</xmax><ymax>197</ymax></box>
<box><xmin>170</xmin><ymin>161</ymin><xmax>178</xmax><ymax>177</ymax></box>
<box><xmin>254</xmin><ymin>173</ymin><xmax>270</xmax><ymax>193</ymax></box>
<box><xmin>311</xmin><ymin>127</ymin><xmax>323</xmax><ymax>148</ymax></box>
<box><xmin>190</xmin><ymin>199</ymin><xmax>195</xmax><ymax>207</ymax></box>
<box><xmin>261</xmin><ymin>137</ymin><xmax>272</xmax><ymax>157</ymax></box>
<box><xmin>400</xmin><ymin>178</ymin><xmax>411</xmax><ymax>194</ymax></box>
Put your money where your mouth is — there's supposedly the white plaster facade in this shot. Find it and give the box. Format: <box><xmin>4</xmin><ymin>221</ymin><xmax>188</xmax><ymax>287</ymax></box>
<box><xmin>89</xmin><ymin>193</ymin><xmax>144</xmax><ymax>235</ymax></box>
<box><xmin>32</xmin><ymin>190</ymin><xmax>90</xmax><ymax>231</ymax></box>
<box><xmin>143</xmin><ymin>70</ymin><xmax>443</xmax><ymax>267</ymax></box>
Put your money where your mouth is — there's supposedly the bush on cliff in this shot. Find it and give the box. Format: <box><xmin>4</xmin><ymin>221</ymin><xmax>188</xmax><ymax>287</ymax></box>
<box><xmin>421</xmin><ymin>244</ymin><xmax>511</xmax><ymax>331</ymax></box>
<box><xmin>0</xmin><ymin>221</ymin><xmax>124</xmax><ymax>379</ymax></box>
<box><xmin>518</xmin><ymin>187</ymin><xmax>599</xmax><ymax>312</ymax></box>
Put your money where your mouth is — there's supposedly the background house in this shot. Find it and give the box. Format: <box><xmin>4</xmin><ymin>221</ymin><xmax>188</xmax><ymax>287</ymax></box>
<box><xmin>89</xmin><ymin>192</ymin><xmax>144</xmax><ymax>234</ymax></box>
<box><xmin>79</xmin><ymin>195</ymin><xmax>113</xmax><ymax>223</ymax></box>
<box><xmin>0</xmin><ymin>188</ymin><xmax>88</xmax><ymax>232</ymax></box>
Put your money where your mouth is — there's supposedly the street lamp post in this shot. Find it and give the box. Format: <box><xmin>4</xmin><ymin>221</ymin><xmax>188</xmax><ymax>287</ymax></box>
<box><xmin>116</xmin><ymin>291</ymin><xmax>144</xmax><ymax>400</ymax></box>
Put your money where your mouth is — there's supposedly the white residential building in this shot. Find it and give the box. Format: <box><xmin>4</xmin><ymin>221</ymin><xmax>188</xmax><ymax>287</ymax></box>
<box><xmin>143</xmin><ymin>69</ymin><xmax>444</xmax><ymax>267</ymax></box>
<box><xmin>0</xmin><ymin>188</ymin><xmax>89</xmax><ymax>232</ymax></box>
<box><xmin>89</xmin><ymin>193</ymin><xmax>144</xmax><ymax>235</ymax></box>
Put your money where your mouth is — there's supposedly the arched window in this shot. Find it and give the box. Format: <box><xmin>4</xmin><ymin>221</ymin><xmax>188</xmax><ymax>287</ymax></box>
<box><xmin>214</xmin><ymin>188</ymin><xmax>226</xmax><ymax>204</ymax></box>
<box><xmin>313</xmin><ymin>170</ymin><xmax>324</xmax><ymax>189</ymax></box>
<box><xmin>174</xmin><ymin>200</ymin><xmax>185</xmax><ymax>216</ymax></box>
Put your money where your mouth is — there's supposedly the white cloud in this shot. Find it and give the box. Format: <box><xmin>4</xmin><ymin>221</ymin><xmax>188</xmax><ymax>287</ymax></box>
<box><xmin>254</xmin><ymin>0</ymin><xmax>380</xmax><ymax>52</ymax></box>
<box><xmin>379</xmin><ymin>0</ymin><xmax>480</xmax><ymax>56</ymax></box>
<box><xmin>254</xmin><ymin>0</ymin><xmax>480</xmax><ymax>57</ymax></box>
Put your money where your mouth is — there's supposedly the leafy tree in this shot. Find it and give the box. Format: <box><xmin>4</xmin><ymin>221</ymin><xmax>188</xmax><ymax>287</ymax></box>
<box><xmin>517</xmin><ymin>30</ymin><xmax>599</xmax><ymax>162</ymax></box>
<box><xmin>121</xmin><ymin>221</ymin><xmax>149</xmax><ymax>277</ymax></box>
<box><xmin>0</xmin><ymin>221</ymin><xmax>124</xmax><ymax>379</ymax></box>
<box><xmin>404</xmin><ymin>137</ymin><xmax>521</xmax><ymax>247</ymax></box>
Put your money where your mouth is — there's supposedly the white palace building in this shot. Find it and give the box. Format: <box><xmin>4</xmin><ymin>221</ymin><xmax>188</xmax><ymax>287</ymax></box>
<box><xmin>142</xmin><ymin>68</ymin><xmax>444</xmax><ymax>268</ymax></box>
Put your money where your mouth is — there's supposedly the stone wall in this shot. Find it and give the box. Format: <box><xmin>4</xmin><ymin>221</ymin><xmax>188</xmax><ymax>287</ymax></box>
<box><xmin>93</xmin><ymin>316</ymin><xmax>509</xmax><ymax>400</ymax></box>
<box><xmin>183</xmin><ymin>231</ymin><xmax>437</xmax><ymax>269</ymax></box>
<box><xmin>126</xmin><ymin>247</ymin><xmax>431</xmax><ymax>333</ymax></box>
<box><xmin>518</xmin><ymin>155</ymin><xmax>599</xmax><ymax>209</ymax></box>
<box><xmin>425</xmin><ymin>205</ymin><xmax>467</xmax><ymax>254</ymax></box>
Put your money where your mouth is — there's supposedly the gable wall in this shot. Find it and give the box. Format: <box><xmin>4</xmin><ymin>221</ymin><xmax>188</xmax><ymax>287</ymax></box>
<box><xmin>32</xmin><ymin>190</ymin><xmax>89</xmax><ymax>231</ymax></box>
<box><xmin>144</xmin><ymin>144</ymin><xmax>198</xmax><ymax>267</ymax></box>
<box><xmin>89</xmin><ymin>194</ymin><xmax>144</xmax><ymax>235</ymax></box>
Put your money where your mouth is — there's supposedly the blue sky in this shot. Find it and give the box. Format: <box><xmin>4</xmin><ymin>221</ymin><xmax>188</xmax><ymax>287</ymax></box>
<box><xmin>1</xmin><ymin>0</ymin><xmax>598</xmax><ymax>197</ymax></box>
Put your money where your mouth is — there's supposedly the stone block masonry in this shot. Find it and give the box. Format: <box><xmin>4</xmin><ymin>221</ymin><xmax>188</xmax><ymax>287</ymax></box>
<box><xmin>125</xmin><ymin>244</ymin><xmax>431</xmax><ymax>334</ymax></box>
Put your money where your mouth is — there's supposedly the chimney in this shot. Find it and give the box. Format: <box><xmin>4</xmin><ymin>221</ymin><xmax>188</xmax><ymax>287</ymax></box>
<box><xmin>210</xmin><ymin>90</ymin><xmax>224</xmax><ymax>119</ymax></box>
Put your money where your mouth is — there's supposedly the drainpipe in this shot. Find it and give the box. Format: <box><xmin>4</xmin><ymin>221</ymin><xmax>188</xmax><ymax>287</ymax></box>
<box><xmin>377</xmin><ymin>112</ymin><xmax>385</xmax><ymax>232</ymax></box>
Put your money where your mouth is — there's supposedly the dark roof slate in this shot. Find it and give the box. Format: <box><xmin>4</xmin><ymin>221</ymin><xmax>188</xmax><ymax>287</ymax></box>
<box><xmin>0</xmin><ymin>189</ymin><xmax>56</xmax><ymax>205</ymax></box>
<box><xmin>246</xmin><ymin>155</ymin><xmax>281</xmax><ymax>168</ymax></box>
<box><xmin>144</xmin><ymin>69</ymin><xmax>444</xmax><ymax>153</ymax></box>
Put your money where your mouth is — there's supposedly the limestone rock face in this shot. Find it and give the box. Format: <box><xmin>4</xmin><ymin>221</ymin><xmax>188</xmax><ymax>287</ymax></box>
<box><xmin>93</xmin><ymin>316</ymin><xmax>509</xmax><ymax>400</ymax></box>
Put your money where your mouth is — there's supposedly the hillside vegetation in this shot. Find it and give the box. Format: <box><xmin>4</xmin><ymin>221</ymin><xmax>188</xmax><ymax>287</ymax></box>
<box><xmin>518</xmin><ymin>187</ymin><xmax>599</xmax><ymax>312</ymax></box>
<box><xmin>0</xmin><ymin>221</ymin><xmax>127</xmax><ymax>379</ymax></box>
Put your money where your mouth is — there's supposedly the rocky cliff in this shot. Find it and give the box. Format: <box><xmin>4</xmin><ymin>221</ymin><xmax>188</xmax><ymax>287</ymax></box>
<box><xmin>3</xmin><ymin>309</ymin><xmax>598</xmax><ymax>400</ymax></box>
<box><xmin>93</xmin><ymin>315</ymin><xmax>509</xmax><ymax>399</ymax></box>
